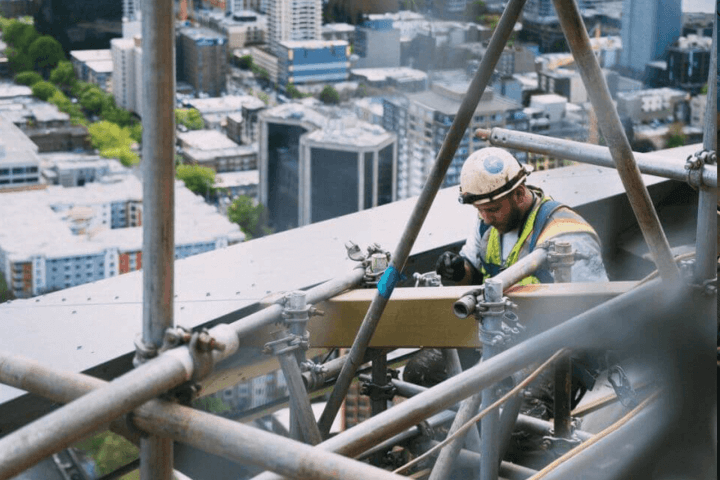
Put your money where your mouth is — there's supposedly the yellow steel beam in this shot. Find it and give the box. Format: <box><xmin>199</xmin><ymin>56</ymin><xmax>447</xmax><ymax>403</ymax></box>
<box><xmin>308</xmin><ymin>282</ymin><xmax>637</xmax><ymax>348</ymax></box>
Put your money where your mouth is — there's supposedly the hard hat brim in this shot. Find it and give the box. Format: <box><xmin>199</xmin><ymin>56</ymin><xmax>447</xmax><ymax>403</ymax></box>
<box><xmin>458</xmin><ymin>166</ymin><xmax>530</xmax><ymax>205</ymax></box>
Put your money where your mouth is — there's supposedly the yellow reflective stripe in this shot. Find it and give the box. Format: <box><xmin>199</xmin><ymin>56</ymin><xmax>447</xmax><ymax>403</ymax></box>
<box><xmin>486</xmin><ymin>196</ymin><xmax>551</xmax><ymax>269</ymax></box>
<box><xmin>486</xmin><ymin>228</ymin><xmax>501</xmax><ymax>265</ymax></box>
<box><xmin>516</xmin><ymin>275</ymin><xmax>541</xmax><ymax>286</ymax></box>
<box><xmin>535</xmin><ymin>218</ymin><xmax>598</xmax><ymax>246</ymax></box>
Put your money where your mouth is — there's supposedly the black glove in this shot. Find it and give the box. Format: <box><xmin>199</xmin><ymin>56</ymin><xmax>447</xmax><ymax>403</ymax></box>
<box><xmin>435</xmin><ymin>252</ymin><xmax>467</xmax><ymax>282</ymax></box>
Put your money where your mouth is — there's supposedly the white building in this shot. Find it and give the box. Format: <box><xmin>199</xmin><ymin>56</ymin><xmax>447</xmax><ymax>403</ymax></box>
<box><xmin>0</xmin><ymin>176</ymin><xmax>244</xmax><ymax>298</ymax></box>
<box><xmin>0</xmin><ymin>115</ymin><xmax>42</xmax><ymax>192</ymax></box>
<box><xmin>267</xmin><ymin>0</ymin><xmax>321</xmax><ymax>57</ymax></box>
<box><xmin>110</xmin><ymin>37</ymin><xmax>143</xmax><ymax>117</ymax></box>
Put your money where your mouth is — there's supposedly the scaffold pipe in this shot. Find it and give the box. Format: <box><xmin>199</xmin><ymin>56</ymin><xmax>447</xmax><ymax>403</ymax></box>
<box><xmin>0</xmin><ymin>268</ymin><xmax>364</xmax><ymax>480</ymax></box>
<box><xmin>140</xmin><ymin>0</ymin><xmax>176</xmax><ymax>473</ymax></box>
<box><xmin>252</xmin><ymin>278</ymin><xmax>676</xmax><ymax>480</ymax></box>
<box><xmin>552</xmin><ymin>0</ymin><xmax>680</xmax><ymax>283</ymax></box>
<box><xmin>316</xmin><ymin>0</ymin><xmax>530</xmax><ymax>437</ymax></box>
<box><xmin>476</xmin><ymin>128</ymin><xmax>718</xmax><ymax>189</ymax></box>
<box><xmin>693</xmin><ymin>18</ymin><xmax>717</xmax><ymax>284</ymax></box>
<box><xmin>0</xmin><ymin>354</ymin><xmax>409</xmax><ymax>480</ymax></box>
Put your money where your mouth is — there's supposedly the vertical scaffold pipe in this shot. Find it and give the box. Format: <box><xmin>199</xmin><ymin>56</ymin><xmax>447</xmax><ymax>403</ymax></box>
<box><xmin>316</xmin><ymin>0</ymin><xmax>530</xmax><ymax>437</ymax></box>
<box><xmin>141</xmin><ymin>0</ymin><xmax>176</xmax><ymax>475</ymax></box>
<box><xmin>552</xmin><ymin>0</ymin><xmax>680</xmax><ymax>283</ymax></box>
<box><xmin>480</xmin><ymin>279</ymin><xmax>504</xmax><ymax>480</ymax></box>
<box><xmin>694</xmin><ymin>17</ymin><xmax>717</xmax><ymax>284</ymax></box>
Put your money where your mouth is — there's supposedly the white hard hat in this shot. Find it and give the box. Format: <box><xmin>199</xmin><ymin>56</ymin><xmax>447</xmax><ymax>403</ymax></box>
<box><xmin>458</xmin><ymin>147</ymin><xmax>532</xmax><ymax>205</ymax></box>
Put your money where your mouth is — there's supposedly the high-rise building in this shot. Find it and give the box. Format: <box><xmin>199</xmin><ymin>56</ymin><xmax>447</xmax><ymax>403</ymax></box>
<box><xmin>177</xmin><ymin>27</ymin><xmax>228</xmax><ymax>98</ymax></box>
<box><xmin>33</xmin><ymin>0</ymin><xmax>123</xmax><ymax>53</ymax></box>
<box><xmin>276</xmin><ymin>40</ymin><xmax>350</xmax><ymax>88</ymax></box>
<box><xmin>666</xmin><ymin>35</ymin><xmax>712</xmax><ymax>94</ymax></box>
<box><xmin>111</xmin><ymin>37</ymin><xmax>144</xmax><ymax>116</ymax></box>
<box><xmin>618</xmin><ymin>0</ymin><xmax>681</xmax><ymax>80</ymax></box>
<box><xmin>258</xmin><ymin>104</ymin><xmax>396</xmax><ymax>231</ymax></box>
<box><xmin>383</xmin><ymin>82</ymin><xmax>523</xmax><ymax>199</ymax></box>
<box><xmin>353</xmin><ymin>18</ymin><xmax>401</xmax><ymax>69</ymax></box>
<box><xmin>267</xmin><ymin>0</ymin><xmax>321</xmax><ymax>57</ymax></box>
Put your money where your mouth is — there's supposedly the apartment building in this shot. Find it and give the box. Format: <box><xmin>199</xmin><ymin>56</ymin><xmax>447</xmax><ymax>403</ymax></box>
<box><xmin>267</xmin><ymin>0</ymin><xmax>321</xmax><ymax>57</ymax></box>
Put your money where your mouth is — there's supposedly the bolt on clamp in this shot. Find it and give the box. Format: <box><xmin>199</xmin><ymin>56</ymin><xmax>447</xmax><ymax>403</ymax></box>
<box><xmin>685</xmin><ymin>149</ymin><xmax>716</xmax><ymax>188</ymax></box>
<box><xmin>345</xmin><ymin>240</ymin><xmax>392</xmax><ymax>286</ymax></box>
<box><xmin>413</xmin><ymin>271</ymin><xmax>443</xmax><ymax>287</ymax></box>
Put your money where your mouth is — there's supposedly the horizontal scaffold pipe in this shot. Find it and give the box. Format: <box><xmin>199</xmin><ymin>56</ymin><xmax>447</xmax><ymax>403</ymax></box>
<box><xmin>0</xmin><ymin>353</ymin><xmax>410</xmax><ymax>480</ymax></box>
<box><xmin>0</xmin><ymin>268</ymin><xmax>366</xmax><ymax>480</ymax></box>
<box><xmin>477</xmin><ymin>128</ymin><xmax>718</xmax><ymax>189</ymax></box>
<box><xmin>252</xmin><ymin>278</ymin><xmax>679</xmax><ymax>480</ymax></box>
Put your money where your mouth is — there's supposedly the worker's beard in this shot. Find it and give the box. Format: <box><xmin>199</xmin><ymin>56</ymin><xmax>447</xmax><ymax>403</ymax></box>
<box><xmin>494</xmin><ymin>198</ymin><xmax>524</xmax><ymax>234</ymax></box>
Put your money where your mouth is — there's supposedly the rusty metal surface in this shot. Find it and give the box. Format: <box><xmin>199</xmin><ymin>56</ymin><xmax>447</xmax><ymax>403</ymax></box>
<box><xmin>307</xmin><ymin>282</ymin><xmax>636</xmax><ymax>348</ymax></box>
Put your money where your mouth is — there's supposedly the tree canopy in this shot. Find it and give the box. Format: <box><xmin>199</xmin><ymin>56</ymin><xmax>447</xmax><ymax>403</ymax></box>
<box><xmin>664</xmin><ymin>122</ymin><xmax>686</xmax><ymax>149</ymax></box>
<box><xmin>28</xmin><ymin>35</ymin><xmax>65</xmax><ymax>74</ymax></box>
<box><xmin>176</xmin><ymin>164</ymin><xmax>217</xmax><ymax>197</ymax></box>
<box><xmin>15</xmin><ymin>71</ymin><xmax>42</xmax><ymax>86</ymax></box>
<box><xmin>175</xmin><ymin>108</ymin><xmax>205</xmax><ymax>130</ymax></box>
<box><xmin>5</xmin><ymin>47</ymin><xmax>33</xmax><ymax>74</ymax></box>
<box><xmin>87</xmin><ymin>121</ymin><xmax>139</xmax><ymax>166</ymax></box>
<box><xmin>237</xmin><ymin>55</ymin><xmax>253</xmax><ymax>69</ymax></box>
<box><xmin>319</xmin><ymin>85</ymin><xmax>340</xmax><ymax>105</ymax></box>
<box><xmin>31</xmin><ymin>80</ymin><xmax>58</xmax><ymax>101</ymax></box>
<box><xmin>49</xmin><ymin>61</ymin><xmax>77</xmax><ymax>91</ymax></box>
<box><xmin>227</xmin><ymin>196</ymin><xmax>272</xmax><ymax>239</ymax></box>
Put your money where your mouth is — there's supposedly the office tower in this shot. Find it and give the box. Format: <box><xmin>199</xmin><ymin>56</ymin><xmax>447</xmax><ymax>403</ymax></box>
<box><xmin>618</xmin><ymin>0</ymin><xmax>681</xmax><ymax>79</ymax></box>
<box><xmin>267</xmin><ymin>0</ymin><xmax>321</xmax><ymax>57</ymax></box>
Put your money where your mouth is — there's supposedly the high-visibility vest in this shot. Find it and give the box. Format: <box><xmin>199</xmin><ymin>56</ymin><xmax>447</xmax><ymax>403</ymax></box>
<box><xmin>477</xmin><ymin>190</ymin><xmax>599</xmax><ymax>285</ymax></box>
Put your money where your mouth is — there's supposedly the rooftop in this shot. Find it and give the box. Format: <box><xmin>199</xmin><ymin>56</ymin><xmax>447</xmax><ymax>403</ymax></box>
<box><xmin>350</xmin><ymin>67</ymin><xmax>428</xmax><ymax>83</ymax></box>
<box><xmin>408</xmin><ymin>85</ymin><xmax>521</xmax><ymax>116</ymax></box>
<box><xmin>304</xmin><ymin>118</ymin><xmax>393</xmax><ymax>148</ymax></box>
<box><xmin>183</xmin><ymin>95</ymin><xmax>265</xmax><ymax>113</ymax></box>
<box><xmin>70</xmin><ymin>49</ymin><xmax>112</xmax><ymax>63</ymax></box>
<box><xmin>0</xmin><ymin>176</ymin><xmax>243</xmax><ymax>261</ymax></box>
<box><xmin>530</xmin><ymin>93</ymin><xmax>569</xmax><ymax>104</ymax></box>
<box><xmin>85</xmin><ymin>59</ymin><xmax>114</xmax><ymax>74</ymax></box>
<box><xmin>177</xmin><ymin>130</ymin><xmax>242</xmax><ymax>150</ymax></box>
<box><xmin>322</xmin><ymin>23</ymin><xmax>355</xmax><ymax>33</ymax></box>
<box><xmin>617</xmin><ymin>87</ymin><xmax>689</xmax><ymax>101</ymax></box>
<box><xmin>279</xmin><ymin>39</ymin><xmax>348</xmax><ymax>49</ymax></box>
<box><xmin>0</xmin><ymin>82</ymin><xmax>32</xmax><ymax>101</ymax></box>
<box><xmin>214</xmin><ymin>169</ymin><xmax>259</xmax><ymax>188</ymax></box>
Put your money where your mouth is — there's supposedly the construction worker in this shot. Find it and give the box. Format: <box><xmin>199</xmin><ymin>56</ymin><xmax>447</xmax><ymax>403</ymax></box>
<box><xmin>435</xmin><ymin>147</ymin><xmax>608</xmax><ymax>286</ymax></box>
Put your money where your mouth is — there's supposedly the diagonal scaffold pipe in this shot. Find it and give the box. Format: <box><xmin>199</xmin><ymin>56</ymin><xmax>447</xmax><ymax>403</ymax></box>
<box><xmin>551</xmin><ymin>0</ymin><xmax>680</xmax><ymax>283</ymax></box>
<box><xmin>0</xmin><ymin>354</ymin><xmax>409</xmax><ymax>480</ymax></box>
<box><xmin>0</xmin><ymin>267</ymin><xmax>364</xmax><ymax>480</ymax></box>
<box><xmin>316</xmin><ymin>0</ymin><xmax>531</xmax><ymax>436</ymax></box>
<box><xmin>253</xmin><ymin>277</ymin><xmax>684</xmax><ymax>480</ymax></box>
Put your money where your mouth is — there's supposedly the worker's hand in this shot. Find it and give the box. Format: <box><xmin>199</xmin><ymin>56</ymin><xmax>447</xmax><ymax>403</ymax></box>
<box><xmin>435</xmin><ymin>252</ymin><xmax>466</xmax><ymax>282</ymax></box>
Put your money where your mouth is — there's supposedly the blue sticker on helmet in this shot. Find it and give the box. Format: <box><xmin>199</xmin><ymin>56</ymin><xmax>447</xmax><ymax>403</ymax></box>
<box><xmin>483</xmin><ymin>155</ymin><xmax>504</xmax><ymax>174</ymax></box>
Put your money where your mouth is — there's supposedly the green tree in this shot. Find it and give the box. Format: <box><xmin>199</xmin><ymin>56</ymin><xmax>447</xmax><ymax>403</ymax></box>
<box><xmin>176</xmin><ymin>164</ymin><xmax>217</xmax><ymax>197</ymax></box>
<box><xmin>100</xmin><ymin>146</ymin><xmax>139</xmax><ymax>166</ymax></box>
<box><xmin>664</xmin><ymin>122</ymin><xmax>686</xmax><ymax>149</ymax></box>
<box><xmin>48</xmin><ymin>90</ymin><xmax>86</xmax><ymax>124</ymax></box>
<box><xmin>237</xmin><ymin>54</ymin><xmax>253</xmax><ymax>69</ymax></box>
<box><xmin>16</xmin><ymin>24</ymin><xmax>39</xmax><ymax>53</ymax></box>
<box><xmin>129</xmin><ymin>123</ymin><xmax>143</xmax><ymax>143</ymax></box>
<box><xmin>79</xmin><ymin>86</ymin><xmax>109</xmax><ymax>115</ymax></box>
<box><xmin>285</xmin><ymin>83</ymin><xmax>303</xmax><ymax>99</ymax></box>
<box><xmin>1</xmin><ymin>20</ymin><xmax>31</xmax><ymax>47</ymax></box>
<box><xmin>87</xmin><ymin>121</ymin><xmax>133</xmax><ymax>151</ymax></box>
<box><xmin>175</xmin><ymin>108</ymin><xmax>205</xmax><ymax>130</ymax></box>
<box><xmin>251</xmin><ymin>65</ymin><xmax>270</xmax><ymax>83</ymax></box>
<box><xmin>31</xmin><ymin>80</ymin><xmax>58</xmax><ymax>101</ymax></box>
<box><xmin>28</xmin><ymin>35</ymin><xmax>65</xmax><ymax>75</ymax></box>
<box><xmin>319</xmin><ymin>85</ymin><xmax>340</xmax><ymax>105</ymax></box>
<box><xmin>700</xmin><ymin>84</ymin><xmax>708</xmax><ymax>95</ymax></box>
<box><xmin>5</xmin><ymin>47</ymin><xmax>33</xmax><ymax>73</ymax></box>
<box><xmin>227</xmin><ymin>195</ymin><xmax>272</xmax><ymax>239</ymax></box>
<box><xmin>73</xmin><ymin>431</ymin><xmax>138</xmax><ymax>477</ymax></box>
<box><xmin>14</xmin><ymin>71</ymin><xmax>42</xmax><ymax>86</ymax></box>
<box><xmin>0</xmin><ymin>273</ymin><xmax>14</xmax><ymax>304</ymax></box>
<box><xmin>49</xmin><ymin>60</ymin><xmax>77</xmax><ymax>91</ymax></box>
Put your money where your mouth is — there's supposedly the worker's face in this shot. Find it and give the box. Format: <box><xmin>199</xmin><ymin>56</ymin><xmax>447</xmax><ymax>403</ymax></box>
<box><xmin>474</xmin><ymin>190</ymin><xmax>523</xmax><ymax>234</ymax></box>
